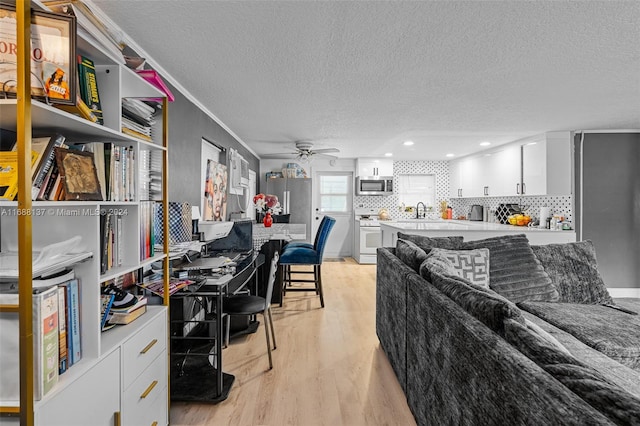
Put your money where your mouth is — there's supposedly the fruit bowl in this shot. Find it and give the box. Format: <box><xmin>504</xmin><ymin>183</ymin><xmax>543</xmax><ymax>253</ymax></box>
<box><xmin>508</xmin><ymin>214</ymin><xmax>531</xmax><ymax>226</ymax></box>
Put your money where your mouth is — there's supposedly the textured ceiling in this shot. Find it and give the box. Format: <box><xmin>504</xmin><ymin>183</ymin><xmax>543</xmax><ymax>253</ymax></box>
<box><xmin>89</xmin><ymin>0</ymin><xmax>640</xmax><ymax>160</ymax></box>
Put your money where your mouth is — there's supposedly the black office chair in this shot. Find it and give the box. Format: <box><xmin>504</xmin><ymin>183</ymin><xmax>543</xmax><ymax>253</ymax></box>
<box><xmin>223</xmin><ymin>252</ymin><xmax>278</xmax><ymax>369</ymax></box>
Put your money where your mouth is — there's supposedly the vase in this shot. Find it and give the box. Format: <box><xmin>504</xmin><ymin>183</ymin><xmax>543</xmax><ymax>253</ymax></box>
<box><xmin>263</xmin><ymin>212</ymin><xmax>273</xmax><ymax>227</ymax></box>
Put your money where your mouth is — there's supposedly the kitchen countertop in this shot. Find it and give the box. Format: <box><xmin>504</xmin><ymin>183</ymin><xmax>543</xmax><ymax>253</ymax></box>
<box><xmin>379</xmin><ymin>219</ymin><xmax>576</xmax><ymax>246</ymax></box>
<box><xmin>380</xmin><ymin>219</ymin><xmax>572</xmax><ymax>233</ymax></box>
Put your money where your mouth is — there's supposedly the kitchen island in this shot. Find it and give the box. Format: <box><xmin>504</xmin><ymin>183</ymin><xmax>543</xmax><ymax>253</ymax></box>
<box><xmin>380</xmin><ymin>220</ymin><xmax>576</xmax><ymax>247</ymax></box>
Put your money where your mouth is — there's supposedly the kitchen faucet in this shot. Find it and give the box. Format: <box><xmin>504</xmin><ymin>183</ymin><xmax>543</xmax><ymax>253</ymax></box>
<box><xmin>416</xmin><ymin>202</ymin><xmax>426</xmax><ymax>219</ymax></box>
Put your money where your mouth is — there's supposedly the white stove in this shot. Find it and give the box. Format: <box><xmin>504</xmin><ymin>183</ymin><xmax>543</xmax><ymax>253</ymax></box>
<box><xmin>354</xmin><ymin>208</ymin><xmax>383</xmax><ymax>264</ymax></box>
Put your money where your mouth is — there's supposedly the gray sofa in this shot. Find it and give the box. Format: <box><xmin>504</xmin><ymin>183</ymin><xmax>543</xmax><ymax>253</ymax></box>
<box><xmin>376</xmin><ymin>234</ymin><xmax>640</xmax><ymax>425</ymax></box>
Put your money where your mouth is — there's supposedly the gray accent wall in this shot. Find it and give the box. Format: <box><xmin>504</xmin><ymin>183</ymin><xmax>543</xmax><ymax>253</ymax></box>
<box><xmin>165</xmin><ymin>83</ymin><xmax>259</xmax><ymax>219</ymax></box>
<box><xmin>575</xmin><ymin>132</ymin><xmax>640</xmax><ymax>289</ymax></box>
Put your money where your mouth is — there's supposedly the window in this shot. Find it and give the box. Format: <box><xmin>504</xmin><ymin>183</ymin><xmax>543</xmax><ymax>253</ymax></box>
<box><xmin>319</xmin><ymin>175</ymin><xmax>349</xmax><ymax>213</ymax></box>
<box><xmin>397</xmin><ymin>174</ymin><xmax>436</xmax><ymax>210</ymax></box>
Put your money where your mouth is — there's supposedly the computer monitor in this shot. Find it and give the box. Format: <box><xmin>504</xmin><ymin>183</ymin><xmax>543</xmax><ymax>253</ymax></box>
<box><xmin>205</xmin><ymin>219</ymin><xmax>253</xmax><ymax>256</ymax></box>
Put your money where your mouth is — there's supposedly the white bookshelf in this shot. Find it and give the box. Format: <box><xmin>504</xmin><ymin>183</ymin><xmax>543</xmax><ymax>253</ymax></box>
<box><xmin>0</xmin><ymin>2</ymin><xmax>170</xmax><ymax>424</ymax></box>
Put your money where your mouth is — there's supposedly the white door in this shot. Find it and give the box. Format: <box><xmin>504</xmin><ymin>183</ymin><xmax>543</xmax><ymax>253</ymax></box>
<box><xmin>313</xmin><ymin>172</ymin><xmax>353</xmax><ymax>258</ymax></box>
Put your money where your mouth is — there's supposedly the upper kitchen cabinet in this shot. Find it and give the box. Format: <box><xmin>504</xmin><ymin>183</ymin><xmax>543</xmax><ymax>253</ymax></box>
<box><xmin>356</xmin><ymin>158</ymin><xmax>393</xmax><ymax>177</ymax></box>
<box><xmin>449</xmin><ymin>131</ymin><xmax>572</xmax><ymax>198</ymax></box>
<box><xmin>521</xmin><ymin>131</ymin><xmax>572</xmax><ymax>196</ymax></box>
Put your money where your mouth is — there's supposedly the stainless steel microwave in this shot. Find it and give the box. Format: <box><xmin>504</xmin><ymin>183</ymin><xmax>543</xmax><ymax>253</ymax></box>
<box><xmin>356</xmin><ymin>176</ymin><xmax>394</xmax><ymax>196</ymax></box>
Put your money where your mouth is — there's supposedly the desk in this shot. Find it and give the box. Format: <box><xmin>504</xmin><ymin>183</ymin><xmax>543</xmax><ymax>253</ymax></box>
<box><xmin>169</xmin><ymin>253</ymin><xmax>261</xmax><ymax>403</ymax></box>
<box><xmin>253</xmin><ymin>223</ymin><xmax>306</xmax><ymax>304</ymax></box>
<box><xmin>252</xmin><ymin>223</ymin><xmax>307</xmax><ymax>251</ymax></box>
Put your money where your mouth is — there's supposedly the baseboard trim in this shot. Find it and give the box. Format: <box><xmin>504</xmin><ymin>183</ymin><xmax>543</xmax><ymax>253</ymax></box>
<box><xmin>608</xmin><ymin>288</ymin><xmax>640</xmax><ymax>298</ymax></box>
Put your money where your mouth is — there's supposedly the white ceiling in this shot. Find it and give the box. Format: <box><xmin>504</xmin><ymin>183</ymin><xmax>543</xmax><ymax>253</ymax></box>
<box><xmin>89</xmin><ymin>0</ymin><xmax>640</xmax><ymax>161</ymax></box>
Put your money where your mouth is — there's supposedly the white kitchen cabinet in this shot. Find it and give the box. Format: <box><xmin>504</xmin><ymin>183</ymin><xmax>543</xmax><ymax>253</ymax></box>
<box><xmin>448</xmin><ymin>131</ymin><xmax>572</xmax><ymax>198</ymax></box>
<box><xmin>522</xmin><ymin>132</ymin><xmax>572</xmax><ymax>196</ymax></box>
<box><xmin>357</xmin><ymin>158</ymin><xmax>393</xmax><ymax>177</ymax></box>
<box><xmin>487</xmin><ymin>144</ymin><xmax>521</xmax><ymax>196</ymax></box>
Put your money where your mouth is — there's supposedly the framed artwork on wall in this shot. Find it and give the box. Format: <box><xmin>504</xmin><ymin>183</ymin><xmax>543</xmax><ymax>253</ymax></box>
<box><xmin>0</xmin><ymin>3</ymin><xmax>76</xmax><ymax>105</ymax></box>
<box><xmin>203</xmin><ymin>159</ymin><xmax>227</xmax><ymax>222</ymax></box>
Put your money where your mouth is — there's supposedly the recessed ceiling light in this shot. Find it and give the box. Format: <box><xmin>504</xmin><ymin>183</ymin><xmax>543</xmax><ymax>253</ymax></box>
<box><xmin>403</xmin><ymin>141</ymin><xmax>414</xmax><ymax>146</ymax></box>
<box><xmin>384</xmin><ymin>152</ymin><xmax>393</xmax><ymax>157</ymax></box>
<box><xmin>480</xmin><ymin>141</ymin><xmax>491</xmax><ymax>146</ymax></box>
<box><xmin>446</xmin><ymin>153</ymin><xmax>454</xmax><ymax>157</ymax></box>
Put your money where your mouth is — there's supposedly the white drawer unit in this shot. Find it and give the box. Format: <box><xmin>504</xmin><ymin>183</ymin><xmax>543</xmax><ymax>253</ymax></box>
<box><xmin>122</xmin><ymin>353</ymin><xmax>168</xmax><ymax>426</ymax></box>
<box><xmin>122</xmin><ymin>311</ymin><xmax>167</xmax><ymax>391</ymax></box>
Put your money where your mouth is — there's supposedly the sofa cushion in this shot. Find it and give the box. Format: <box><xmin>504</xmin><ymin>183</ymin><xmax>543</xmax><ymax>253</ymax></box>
<box><xmin>397</xmin><ymin>232</ymin><xmax>463</xmax><ymax>253</ymax></box>
<box><xmin>519</xmin><ymin>301</ymin><xmax>640</xmax><ymax>371</ymax></box>
<box><xmin>426</xmin><ymin>270</ymin><xmax>524</xmax><ymax>335</ymax></box>
<box><xmin>462</xmin><ymin>234</ymin><xmax>559</xmax><ymax>303</ymax></box>
<box><xmin>395</xmin><ymin>239</ymin><xmax>428</xmax><ymax>272</ymax></box>
<box><xmin>504</xmin><ymin>318</ymin><xmax>640</xmax><ymax>425</ymax></box>
<box><xmin>429</xmin><ymin>247</ymin><xmax>490</xmax><ymax>288</ymax></box>
<box><xmin>530</xmin><ymin>240</ymin><xmax>614</xmax><ymax>304</ymax></box>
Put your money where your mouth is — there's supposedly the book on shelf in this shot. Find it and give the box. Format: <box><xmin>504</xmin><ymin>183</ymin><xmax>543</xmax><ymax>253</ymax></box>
<box><xmin>0</xmin><ymin>150</ymin><xmax>38</xmax><ymax>201</ymax></box>
<box><xmin>9</xmin><ymin>136</ymin><xmax>54</xmax><ymax>183</ymax></box>
<box><xmin>100</xmin><ymin>293</ymin><xmax>115</xmax><ymax>331</ymax></box>
<box><xmin>58</xmin><ymin>278</ymin><xmax>81</xmax><ymax>366</ymax></box>
<box><xmin>32</xmin><ymin>134</ymin><xmax>67</xmax><ymax>200</ymax></box>
<box><xmin>56</xmin><ymin>95</ymin><xmax>100</xmax><ymax>124</ymax></box>
<box><xmin>33</xmin><ymin>285</ymin><xmax>59</xmax><ymax>401</ymax></box>
<box><xmin>77</xmin><ymin>55</ymin><xmax>104</xmax><ymax>125</ymax></box>
<box><xmin>107</xmin><ymin>304</ymin><xmax>146</xmax><ymax>325</ymax></box>
<box><xmin>57</xmin><ymin>286</ymin><xmax>68</xmax><ymax>375</ymax></box>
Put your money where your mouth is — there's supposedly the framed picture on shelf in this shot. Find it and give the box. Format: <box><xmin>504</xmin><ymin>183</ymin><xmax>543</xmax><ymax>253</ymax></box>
<box><xmin>54</xmin><ymin>148</ymin><xmax>102</xmax><ymax>201</ymax></box>
<box><xmin>0</xmin><ymin>3</ymin><xmax>76</xmax><ymax>105</ymax></box>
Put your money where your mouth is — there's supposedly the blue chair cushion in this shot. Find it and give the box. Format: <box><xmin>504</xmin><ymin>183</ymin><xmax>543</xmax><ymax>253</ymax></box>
<box><xmin>280</xmin><ymin>246</ymin><xmax>321</xmax><ymax>265</ymax></box>
<box><xmin>283</xmin><ymin>242</ymin><xmax>313</xmax><ymax>250</ymax></box>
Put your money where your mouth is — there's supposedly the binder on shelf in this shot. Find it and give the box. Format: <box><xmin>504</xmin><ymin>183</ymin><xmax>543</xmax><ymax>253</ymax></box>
<box><xmin>33</xmin><ymin>286</ymin><xmax>59</xmax><ymax>400</ymax></box>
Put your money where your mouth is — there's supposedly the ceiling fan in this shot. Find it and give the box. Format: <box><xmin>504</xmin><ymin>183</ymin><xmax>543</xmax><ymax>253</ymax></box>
<box><xmin>260</xmin><ymin>141</ymin><xmax>340</xmax><ymax>162</ymax></box>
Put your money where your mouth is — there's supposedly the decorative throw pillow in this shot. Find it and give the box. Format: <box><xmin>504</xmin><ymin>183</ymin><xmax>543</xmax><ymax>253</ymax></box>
<box><xmin>530</xmin><ymin>241</ymin><xmax>613</xmax><ymax>304</ymax></box>
<box><xmin>397</xmin><ymin>232</ymin><xmax>464</xmax><ymax>253</ymax></box>
<box><xmin>429</xmin><ymin>247</ymin><xmax>490</xmax><ymax>288</ymax></box>
<box><xmin>419</xmin><ymin>250</ymin><xmax>456</xmax><ymax>282</ymax></box>
<box><xmin>395</xmin><ymin>239</ymin><xmax>428</xmax><ymax>272</ymax></box>
<box><xmin>462</xmin><ymin>234</ymin><xmax>559</xmax><ymax>303</ymax></box>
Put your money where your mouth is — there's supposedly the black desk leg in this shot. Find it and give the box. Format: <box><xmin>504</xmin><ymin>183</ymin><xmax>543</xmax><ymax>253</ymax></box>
<box><xmin>216</xmin><ymin>292</ymin><xmax>223</xmax><ymax>397</ymax></box>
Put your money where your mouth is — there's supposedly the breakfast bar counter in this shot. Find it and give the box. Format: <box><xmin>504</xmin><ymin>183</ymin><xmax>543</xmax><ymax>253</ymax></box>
<box><xmin>380</xmin><ymin>220</ymin><xmax>576</xmax><ymax>246</ymax></box>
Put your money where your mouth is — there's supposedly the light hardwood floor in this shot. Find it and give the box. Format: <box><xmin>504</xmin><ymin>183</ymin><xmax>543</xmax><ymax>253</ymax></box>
<box><xmin>170</xmin><ymin>258</ymin><xmax>416</xmax><ymax>426</ymax></box>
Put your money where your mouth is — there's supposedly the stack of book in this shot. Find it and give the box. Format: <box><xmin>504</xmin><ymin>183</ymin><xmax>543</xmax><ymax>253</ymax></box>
<box><xmin>122</xmin><ymin>98</ymin><xmax>156</xmax><ymax>142</ymax></box>
<box><xmin>106</xmin><ymin>295</ymin><xmax>148</xmax><ymax>325</ymax></box>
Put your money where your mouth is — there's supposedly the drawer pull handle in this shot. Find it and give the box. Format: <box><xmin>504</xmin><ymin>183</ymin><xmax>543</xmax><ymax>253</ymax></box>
<box><xmin>151</xmin><ymin>422</ymin><xmax>158</xmax><ymax>426</ymax></box>
<box><xmin>140</xmin><ymin>380</ymin><xmax>158</xmax><ymax>399</ymax></box>
<box><xmin>141</xmin><ymin>339</ymin><xmax>158</xmax><ymax>354</ymax></box>
<box><xmin>114</xmin><ymin>411</ymin><xmax>121</xmax><ymax>426</ymax></box>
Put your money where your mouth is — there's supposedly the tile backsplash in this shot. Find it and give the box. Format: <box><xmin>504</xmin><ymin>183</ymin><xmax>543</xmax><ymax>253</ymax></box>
<box><xmin>353</xmin><ymin>160</ymin><xmax>573</xmax><ymax>223</ymax></box>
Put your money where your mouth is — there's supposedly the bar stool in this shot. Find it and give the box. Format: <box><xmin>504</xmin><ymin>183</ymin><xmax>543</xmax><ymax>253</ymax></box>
<box><xmin>279</xmin><ymin>216</ymin><xmax>336</xmax><ymax>308</ymax></box>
